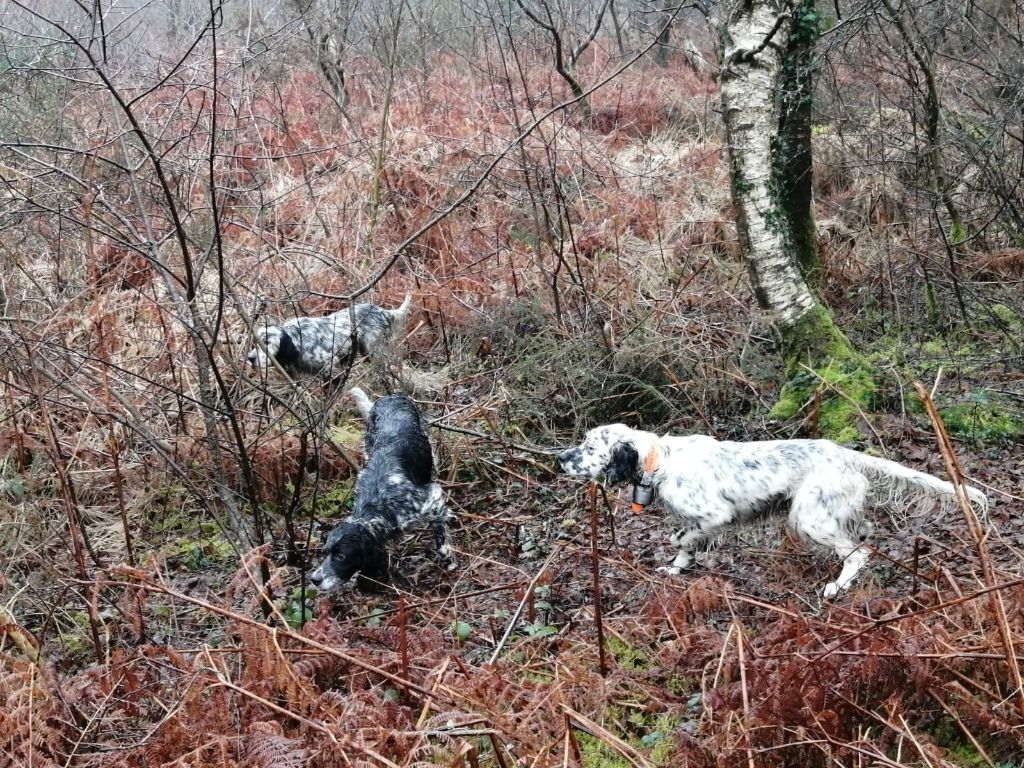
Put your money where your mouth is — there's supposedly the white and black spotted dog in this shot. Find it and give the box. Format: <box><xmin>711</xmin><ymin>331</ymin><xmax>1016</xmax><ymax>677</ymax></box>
<box><xmin>559</xmin><ymin>424</ymin><xmax>988</xmax><ymax>597</ymax></box>
<box><xmin>246</xmin><ymin>295</ymin><xmax>411</xmax><ymax>375</ymax></box>
<box><xmin>308</xmin><ymin>387</ymin><xmax>455</xmax><ymax>591</ymax></box>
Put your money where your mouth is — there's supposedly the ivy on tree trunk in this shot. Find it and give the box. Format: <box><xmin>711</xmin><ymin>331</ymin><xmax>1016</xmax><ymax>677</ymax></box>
<box><xmin>777</xmin><ymin>0</ymin><xmax>821</xmax><ymax>282</ymax></box>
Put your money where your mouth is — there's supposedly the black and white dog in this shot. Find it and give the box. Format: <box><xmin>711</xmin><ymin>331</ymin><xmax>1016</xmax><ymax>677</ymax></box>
<box><xmin>308</xmin><ymin>387</ymin><xmax>455</xmax><ymax>591</ymax></box>
<box><xmin>559</xmin><ymin>424</ymin><xmax>988</xmax><ymax>597</ymax></box>
<box><xmin>246</xmin><ymin>295</ymin><xmax>411</xmax><ymax>375</ymax></box>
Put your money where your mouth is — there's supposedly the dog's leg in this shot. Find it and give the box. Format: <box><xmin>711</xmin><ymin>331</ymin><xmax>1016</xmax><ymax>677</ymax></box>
<box><xmin>424</xmin><ymin>484</ymin><xmax>456</xmax><ymax>571</ymax></box>
<box><xmin>824</xmin><ymin>544</ymin><xmax>871</xmax><ymax>598</ymax></box>
<box><xmin>432</xmin><ymin>520</ymin><xmax>457</xmax><ymax>571</ymax></box>
<box><xmin>789</xmin><ymin>471</ymin><xmax>871</xmax><ymax>598</ymax></box>
<box><xmin>658</xmin><ymin>528</ymin><xmax>714</xmax><ymax>575</ymax></box>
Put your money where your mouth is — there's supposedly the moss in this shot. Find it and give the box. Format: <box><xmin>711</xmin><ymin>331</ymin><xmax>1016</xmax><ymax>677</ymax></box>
<box><xmin>57</xmin><ymin>610</ymin><xmax>94</xmax><ymax>664</ymax></box>
<box><xmin>665</xmin><ymin>675</ymin><xmax>698</xmax><ymax>697</ymax></box>
<box><xmin>328</xmin><ymin>421</ymin><xmax>364</xmax><ymax>445</ymax></box>
<box><xmin>522</xmin><ymin>671</ymin><xmax>555</xmax><ymax>685</ymax></box>
<box><xmin>607</xmin><ymin>636</ymin><xmax>650</xmax><ymax>670</ymax></box>
<box><xmin>309</xmin><ymin>480</ymin><xmax>355</xmax><ymax>517</ymax></box>
<box><xmin>577</xmin><ymin>733</ymin><xmax>632</xmax><ymax>768</ymax></box>
<box><xmin>575</xmin><ymin>712</ymin><xmax>679</xmax><ymax>768</ymax></box>
<box><xmin>947</xmin><ymin>742</ymin><xmax>991</xmax><ymax>768</ymax></box>
<box><xmin>989</xmin><ymin>303</ymin><xmax>1023</xmax><ymax>332</ymax></box>
<box><xmin>938</xmin><ymin>401</ymin><xmax>1024</xmax><ymax>443</ymax></box>
<box><xmin>901</xmin><ymin>387</ymin><xmax>1023</xmax><ymax>443</ymax></box>
<box><xmin>164</xmin><ymin>536</ymin><xmax>234</xmax><ymax>571</ymax></box>
<box><xmin>770</xmin><ymin>305</ymin><xmax>875</xmax><ymax>444</ymax></box>
<box><xmin>931</xmin><ymin>716</ymin><xmax>991</xmax><ymax>768</ymax></box>
<box><xmin>646</xmin><ymin>716</ymin><xmax>679</xmax><ymax>765</ymax></box>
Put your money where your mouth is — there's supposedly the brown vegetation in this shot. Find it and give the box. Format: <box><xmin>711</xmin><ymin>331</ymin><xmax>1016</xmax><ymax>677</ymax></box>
<box><xmin>1</xmin><ymin>1</ymin><xmax>1024</xmax><ymax>766</ymax></box>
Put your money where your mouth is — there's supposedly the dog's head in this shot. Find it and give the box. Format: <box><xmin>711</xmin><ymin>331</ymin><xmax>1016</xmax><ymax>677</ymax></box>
<box><xmin>558</xmin><ymin>424</ymin><xmax>642</xmax><ymax>485</ymax></box>
<box><xmin>246</xmin><ymin>325</ymin><xmax>299</xmax><ymax>370</ymax></box>
<box><xmin>308</xmin><ymin>521</ymin><xmax>387</xmax><ymax>591</ymax></box>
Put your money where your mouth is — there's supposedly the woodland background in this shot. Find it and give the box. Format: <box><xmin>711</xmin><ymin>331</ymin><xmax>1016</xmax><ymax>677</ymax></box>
<box><xmin>1</xmin><ymin>0</ymin><xmax>1023</xmax><ymax>766</ymax></box>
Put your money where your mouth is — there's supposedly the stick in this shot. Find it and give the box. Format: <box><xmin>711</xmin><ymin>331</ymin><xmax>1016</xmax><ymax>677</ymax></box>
<box><xmin>488</xmin><ymin>550</ymin><xmax>557</xmax><ymax>665</ymax></box>
<box><xmin>590</xmin><ymin>482</ymin><xmax>608</xmax><ymax>676</ymax></box>
<box><xmin>914</xmin><ymin>379</ymin><xmax>1024</xmax><ymax>716</ymax></box>
<box><xmin>562</xmin><ymin>706</ymin><xmax>653</xmax><ymax>768</ymax></box>
<box><xmin>734</xmin><ymin>620</ymin><xmax>756</xmax><ymax>768</ymax></box>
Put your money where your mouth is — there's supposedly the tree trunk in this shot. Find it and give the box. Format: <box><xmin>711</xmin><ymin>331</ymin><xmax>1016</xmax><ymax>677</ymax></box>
<box><xmin>721</xmin><ymin>0</ymin><xmax>874</xmax><ymax>443</ymax></box>
<box><xmin>778</xmin><ymin>0</ymin><xmax>820</xmax><ymax>280</ymax></box>
<box><xmin>655</xmin><ymin>0</ymin><xmax>674</xmax><ymax>66</ymax></box>
<box><xmin>721</xmin><ymin>0</ymin><xmax>816</xmax><ymax>324</ymax></box>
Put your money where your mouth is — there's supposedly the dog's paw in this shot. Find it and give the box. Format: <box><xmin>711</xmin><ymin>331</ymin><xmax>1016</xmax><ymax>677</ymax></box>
<box><xmin>821</xmin><ymin>582</ymin><xmax>841</xmax><ymax>599</ymax></box>
<box><xmin>656</xmin><ymin>565</ymin><xmax>684</xmax><ymax>577</ymax></box>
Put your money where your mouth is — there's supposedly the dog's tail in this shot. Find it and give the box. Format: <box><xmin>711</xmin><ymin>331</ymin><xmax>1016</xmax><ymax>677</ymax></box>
<box><xmin>349</xmin><ymin>387</ymin><xmax>374</xmax><ymax>420</ymax></box>
<box><xmin>848</xmin><ymin>450</ymin><xmax>988</xmax><ymax>512</ymax></box>
<box><xmin>389</xmin><ymin>294</ymin><xmax>412</xmax><ymax>326</ymax></box>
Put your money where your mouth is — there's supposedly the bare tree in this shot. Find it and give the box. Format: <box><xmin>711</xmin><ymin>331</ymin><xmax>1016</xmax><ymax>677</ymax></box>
<box><xmin>514</xmin><ymin>0</ymin><xmax>614</xmax><ymax>117</ymax></box>
<box><xmin>291</xmin><ymin>0</ymin><xmax>354</xmax><ymax>109</ymax></box>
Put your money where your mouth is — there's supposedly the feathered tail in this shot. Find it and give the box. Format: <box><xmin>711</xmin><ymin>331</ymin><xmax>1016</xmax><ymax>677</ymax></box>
<box><xmin>389</xmin><ymin>294</ymin><xmax>412</xmax><ymax>326</ymax></box>
<box><xmin>848</xmin><ymin>450</ymin><xmax>988</xmax><ymax>513</ymax></box>
<box><xmin>349</xmin><ymin>387</ymin><xmax>374</xmax><ymax>419</ymax></box>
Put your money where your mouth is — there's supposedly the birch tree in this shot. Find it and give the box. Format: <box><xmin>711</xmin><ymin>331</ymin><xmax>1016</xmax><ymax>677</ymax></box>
<box><xmin>720</xmin><ymin>0</ymin><xmax>873</xmax><ymax>442</ymax></box>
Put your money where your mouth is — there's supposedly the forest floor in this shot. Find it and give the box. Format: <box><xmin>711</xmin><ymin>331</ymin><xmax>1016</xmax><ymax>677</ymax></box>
<box><xmin>10</xmin><ymin>338</ymin><xmax>1021</xmax><ymax>768</ymax></box>
<box><xmin>2</xmin><ymin>49</ymin><xmax>1024</xmax><ymax>768</ymax></box>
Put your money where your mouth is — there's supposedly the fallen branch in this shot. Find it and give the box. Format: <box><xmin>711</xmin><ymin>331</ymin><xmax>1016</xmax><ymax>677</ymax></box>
<box><xmin>913</xmin><ymin>379</ymin><xmax>1024</xmax><ymax>716</ymax></box>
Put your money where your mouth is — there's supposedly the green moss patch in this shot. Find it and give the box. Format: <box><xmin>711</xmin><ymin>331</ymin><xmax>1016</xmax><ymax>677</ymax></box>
<box><xmin>938</xmin><ymin>398</ymin><xmax>1024</xmax><ymax>443</ymax></box>
<box><xmin>770</xmin><ymin>305</ymin><xmax>876</xmax><ymax>444</ymax></box>
<box><xmin>606</xmin><ymin>636</ymin><xmax>651</xmax><ymax>670</ymax></box>
<box><xmin>575</xmin><ymin>711</ymin><xmax>679</xmax><ymax>768</ymax></box>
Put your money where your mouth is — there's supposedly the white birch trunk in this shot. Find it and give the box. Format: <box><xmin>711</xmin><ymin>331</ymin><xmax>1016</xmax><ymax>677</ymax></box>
<box><xmin>720</xmin><ymin>1</ymin><xmax>817</xmax><ymax>327</ymax></box>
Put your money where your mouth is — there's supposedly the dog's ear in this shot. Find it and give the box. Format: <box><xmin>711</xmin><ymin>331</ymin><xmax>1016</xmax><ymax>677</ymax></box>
<box><xmin>604</xmin><ymin>441</ymin><xmax>640</xmax><ymax>485</ymax></box>
<box><xmin>275</xmin><ymin>329</ymin><xmax>300</xmax><ymax>366</ymax></box>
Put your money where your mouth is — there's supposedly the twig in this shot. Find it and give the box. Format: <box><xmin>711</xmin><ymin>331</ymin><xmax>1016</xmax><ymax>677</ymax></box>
<box><xmin>797</xmin><ymin>362</ymin><xmax>883</xmax><ymax>445</ymax></box>
<box><xmin>733</xmin><ymin>620</ymin><xmax>756</xmax><ymax>768</ymax></box>
<box><xmin>415</xmin><ymin>657</ymin><xmax>451</xmax><ymax>729</ymax></box>
<box><xmin>914</xmin><ymin>379</ymin><xmax>1024</xmax><ymax>716</ymax></box>
<box><xmin>562</xmin><ymin>707</ymin><xmax>653</xmax><ymax>768</ymax></box>
<box><xmin>398</xmin><ymin>592</ymin><xmax>409</xmax><ymax>680</ymax></box>
<box><xmin>589</xmin><ymin>482</ymin><xmax>608</xmax><ymax>676</ymax></box>
<box><xmin>488</xmin><ymin>550</ymin><xmax>557</xmax><ymax>665</ymax></box>
<box><xmin>928</xmin><ymin>688</ymin><xmax>996</xmax><ymax>768</ymax></box>
<box><xmin>563</xmin><ymin>711</ymin><xmax>583</xmax><ymax>768</ymax></box>
<box><xmin>429</xmin><ymin>420</ymin><xmax>559</xmax><ymax>457</ymax></box>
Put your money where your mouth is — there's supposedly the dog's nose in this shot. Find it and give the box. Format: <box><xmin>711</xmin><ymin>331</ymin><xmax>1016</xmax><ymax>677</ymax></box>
<box><xmin>308</xmin><ymin>567</ymin><xmax>324</xmax><ymax>589</ymax></box>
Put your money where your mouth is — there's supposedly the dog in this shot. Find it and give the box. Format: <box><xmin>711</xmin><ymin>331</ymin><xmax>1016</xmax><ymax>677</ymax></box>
<box><xmin>246</xmin><ymin>294</ymin><xmax>411</xmax><ymax>375</ymax></box>
<box><xmin>558</xmin><ymin>424</ymin><xmax>988</xmax><ymax>597</ymax></box>
<box><xmin>308</xmin><ymin>387</ymin><xmax>455</xmax><ymax>591</ymax></box>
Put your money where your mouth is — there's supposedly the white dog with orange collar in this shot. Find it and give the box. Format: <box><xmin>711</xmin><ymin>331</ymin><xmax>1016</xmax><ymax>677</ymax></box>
<box><xmin>558</xmin><ymin>424</ymin><xmax>987</xmax><ymax>597</ymax></box>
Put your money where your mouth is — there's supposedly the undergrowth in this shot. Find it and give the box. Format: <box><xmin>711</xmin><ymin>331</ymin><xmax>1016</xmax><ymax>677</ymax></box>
<box><xmin>1</xmin><ymin>15</ymin><xmax>1023</xmax><ymax>768</ymax></box>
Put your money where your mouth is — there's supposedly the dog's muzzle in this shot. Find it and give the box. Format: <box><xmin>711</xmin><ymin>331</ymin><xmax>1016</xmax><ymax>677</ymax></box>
<box><xmin>308</xmin><ymin>563</ymin><xmax>345</xmax><ymax>593</ymax></box>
